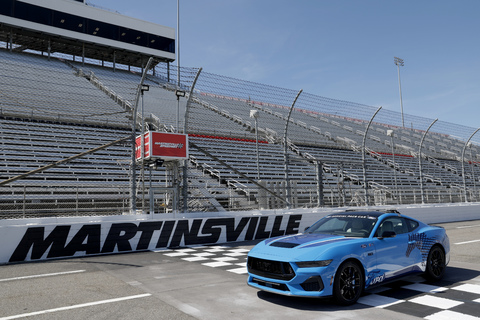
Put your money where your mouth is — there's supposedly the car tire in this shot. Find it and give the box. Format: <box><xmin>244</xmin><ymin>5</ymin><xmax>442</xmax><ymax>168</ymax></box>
<box><xmin>425</xmin><ymin>245</ymin><xmax>446</xmax><ymax>281</ymax></box>
<box><xmin>333</xmin><ymin>260</ymin><xmax>364</xmax><ymax>306</ymax></box>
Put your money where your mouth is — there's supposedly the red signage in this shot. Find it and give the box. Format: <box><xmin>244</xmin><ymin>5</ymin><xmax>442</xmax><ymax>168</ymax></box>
<box><xmin>135</xmin><ymin>132</ymin><xmax>188</xmax><ymax>162</ymax></box>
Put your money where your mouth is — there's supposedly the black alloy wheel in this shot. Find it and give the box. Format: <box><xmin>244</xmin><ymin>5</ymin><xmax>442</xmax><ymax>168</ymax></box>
<box><xmin>425</xmin><ymin>245</ymin><xmax>446</xmax><ymax>281</ymax></box>
<box><xmin>333</xmin><ymin>261</ymin><xmax>364</xmax><ymax>305</ymax></box>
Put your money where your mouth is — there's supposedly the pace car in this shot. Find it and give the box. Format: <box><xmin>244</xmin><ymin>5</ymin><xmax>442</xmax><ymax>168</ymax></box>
<box><xmin>247</xmin><ymin>210</ymin><xmax>450</xmax><ymax>305</ymax></box>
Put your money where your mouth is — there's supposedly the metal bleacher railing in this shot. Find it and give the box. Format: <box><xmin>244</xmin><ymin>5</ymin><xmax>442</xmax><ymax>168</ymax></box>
<box><xmin>1</xmin><ymin>46</ymin><xmax>480</xmax><ymax>219</ymax></box>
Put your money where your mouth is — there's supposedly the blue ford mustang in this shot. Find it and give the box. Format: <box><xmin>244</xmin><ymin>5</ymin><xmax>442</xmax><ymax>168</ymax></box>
<box><xmin>247</xmin><ymin>210</ymin><xmax>450</xmax><ymax>305</ymax></box>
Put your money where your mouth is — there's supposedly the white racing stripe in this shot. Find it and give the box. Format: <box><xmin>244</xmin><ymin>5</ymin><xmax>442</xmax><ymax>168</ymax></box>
<box><xmin>0</xmin><ymin>270</ymin><xmax>86</xmax><ymax>282</ymax></box>
<box><xmin>0</xmin><ymin>293</ymin><xmax>152</xmax><ymax>320</ymax></box>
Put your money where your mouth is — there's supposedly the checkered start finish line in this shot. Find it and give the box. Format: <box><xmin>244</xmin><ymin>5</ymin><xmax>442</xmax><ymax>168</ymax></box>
<box><xmin>157</xmin><ymin>245</ymin><xmax>480</xmax><ymax>320</ymax></box>
<box><xmin>160</xmin><ymin>246</ymin><xmax>249</xmax><ymax>274</ymax></box>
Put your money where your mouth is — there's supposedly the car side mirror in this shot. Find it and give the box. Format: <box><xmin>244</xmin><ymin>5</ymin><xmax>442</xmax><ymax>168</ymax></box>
<box><xmin>379</xmin><ymin>231</ymin><xmax>396</xmax><ymax>239</ymax></box>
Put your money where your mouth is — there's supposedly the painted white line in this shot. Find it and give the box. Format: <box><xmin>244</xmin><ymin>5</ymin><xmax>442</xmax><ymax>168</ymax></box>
<box><xmin>0</xmin><ymin>293</ymin><xmax>152</xmax><ymax>320</ymax></box>
<box><xmin>425</xmin><ymin>309</ymin><xmax>480</xmax><ymax>320</ymax></box>
<box><xmin>409</xmin><ymin>295</ymin><xmax>463</xmax><ymax>310</ymax></box>
<box><xmin>456</xmin><ymin>224</ymin><xmax>480</xmax><ymax>229</ymax></box>
<box><xmin>0</xmin><ymin>270</ymin><xmax>86</xmax><ymax>283</ymax></box>
<box><xmin>455</xmin><ymin>239</ymin><xmax>480</xmax><ymax>245</ymax></box>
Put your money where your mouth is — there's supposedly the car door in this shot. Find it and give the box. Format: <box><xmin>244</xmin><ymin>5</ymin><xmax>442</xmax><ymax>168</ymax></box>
<box><xmin>372</xmin><ymin>217</ymin><xmax>417</xmax><ymax>282</ymax></box>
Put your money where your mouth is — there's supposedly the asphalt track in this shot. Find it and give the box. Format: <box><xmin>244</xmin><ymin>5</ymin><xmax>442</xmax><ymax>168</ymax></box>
<box><xmin>0</xmin><ymin>220</ymin><xmax>479</xmax><ymax>320</ymax></box>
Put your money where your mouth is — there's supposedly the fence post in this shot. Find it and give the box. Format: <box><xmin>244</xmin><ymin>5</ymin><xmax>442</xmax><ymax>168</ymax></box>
<box><xmin>283</xmin><ymin>89</ymin><xmax>302</xmax><ymax>209</ymax></box>
<box><xmin>362</xmin><ymin>106</ymin><xmax>382</xmax><ymax>206</ymax></box>
<box><xmin>130</xmin><ymin>57</ymin><xmax>154</xmax><ymax>214</ymax></box>
<box><xmin>462</xmin><ymin>127</ymin><xmax>480</xmax><ymax>202</ymax></box>
<box><xmin>182</xmin><ymin>68</ymin><xmax>202</xmax><ymax>213</ymax></box>
<box><xmin>419</xmin><ymin>118</ymin><xmax>437</xmax><ymax>204</ymax></box>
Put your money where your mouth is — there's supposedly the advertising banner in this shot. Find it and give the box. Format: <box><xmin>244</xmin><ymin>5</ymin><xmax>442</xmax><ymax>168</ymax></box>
<box><xmin>135</xmin><ymin>132</ymin><xmax>188</xmax><ymax>162</ymax></box>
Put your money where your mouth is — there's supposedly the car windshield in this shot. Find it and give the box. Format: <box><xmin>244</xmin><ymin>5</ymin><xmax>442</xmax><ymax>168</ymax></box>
<box><xmin>305</xmin><ymin>214</ymin><xmax>378</xmax><ymax>238</ymax></box>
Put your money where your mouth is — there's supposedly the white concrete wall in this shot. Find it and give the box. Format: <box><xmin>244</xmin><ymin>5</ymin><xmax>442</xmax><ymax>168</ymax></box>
<box><xmin>1</xmin><ymin>203</ymin><xmax>479</xmax><ymax>264</ymax></box>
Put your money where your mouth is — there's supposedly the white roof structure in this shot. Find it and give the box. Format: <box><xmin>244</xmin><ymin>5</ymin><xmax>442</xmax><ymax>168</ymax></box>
<box><xmin>0</xmin><ymin>0</ymin><xmax>175</xmax><ymax>67</ymax></box>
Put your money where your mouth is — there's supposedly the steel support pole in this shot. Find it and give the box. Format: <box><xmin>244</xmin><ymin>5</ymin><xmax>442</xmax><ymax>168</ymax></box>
<box><xmin>470</xmin><ymin>147</ymin><xmax>477</xmax><ymax>200</ymax></box>
<box><xmin>283</xmin><ymin>89</ymin><xmax>303</xmax><ymax>209</ymax></box>
<box><xmin>394</xmin><ymin>57</ymin><xmax>405</xmax><ymax>127</ymax></box>
<box><xmin>362</xmin><ymin>106</ymin><xmax>382</xmax><ymax>206</ymax></box>
<box><xmin>176</xmin><ymin>0</ymin><xmax>181</xmax><ymax>132</ymax></box>
<box><xmin>141</xmin><ymin>90</ymin><xmax>145</xmax><ymax>213</ymax></box>
<box><xmin>419</xmin><ymin>118</ymin><xmax>438</xmax><ymax>204</ymax></box>
<box><xmin>462</xmin><ymin>127</ymin><xmax>480</xmax><ymax>202</ymax></box>
<box><xmin>182</xmin><ymin>68</ymin><xmax>202</xmax><ymax>213</ymax></box>
<box><xmin>397</xmin><ymin>65</ymin><xmax>404</xmax><ymax>127</ymax></box>
<box><xmin>130</xmin><ymin>57</ymin><xmax>154</xmax><ymax>214</ymax></box>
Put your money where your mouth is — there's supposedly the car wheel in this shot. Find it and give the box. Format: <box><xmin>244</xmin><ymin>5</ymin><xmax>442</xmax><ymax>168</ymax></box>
<box><xmin>425</xmin><ymin>245</ymin><xmax>446</xmax><ymax>281</ymax></box>
<box><xmin>333</xmin><ymin>261</ymin><xmax>364</xmax><ymax>305</ymax></box>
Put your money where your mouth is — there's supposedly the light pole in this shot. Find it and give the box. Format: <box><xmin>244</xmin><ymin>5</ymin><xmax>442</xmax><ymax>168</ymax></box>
<box><xmin>394</xmin><ymin>57</ymin><xmax>405</xmax><ymax>128</ymax></box>
<box><xmin>250</xmin><ymin>110</ymin><xmax>260</xmax><ymax>180</ymax></box>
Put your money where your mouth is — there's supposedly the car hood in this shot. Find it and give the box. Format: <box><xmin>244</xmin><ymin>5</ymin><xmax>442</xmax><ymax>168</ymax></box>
<box><xmin>249</xmin><ymin>233</ymin><xmax>359</xmax><ymax>262</ymax></box>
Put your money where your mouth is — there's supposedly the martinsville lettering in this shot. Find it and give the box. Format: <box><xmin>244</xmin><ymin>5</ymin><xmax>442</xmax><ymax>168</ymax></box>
<box><xmin>9</xmin><ymin>215</ymin><xmax>302</xmax><ymax>262</ymax></box>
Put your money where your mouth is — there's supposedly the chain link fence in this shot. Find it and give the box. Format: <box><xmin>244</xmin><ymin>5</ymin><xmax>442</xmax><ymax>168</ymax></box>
<box><xmin>1</xmin><ymin>43</ymin><xmax>480</xmax><ymax>219</ymax></box>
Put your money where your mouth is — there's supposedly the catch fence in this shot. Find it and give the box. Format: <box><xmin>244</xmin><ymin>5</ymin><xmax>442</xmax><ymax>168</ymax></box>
<box><xmin>1</xmin><ymin>49</ymin><xmax>480</xmax><ymax>218</ymax></box>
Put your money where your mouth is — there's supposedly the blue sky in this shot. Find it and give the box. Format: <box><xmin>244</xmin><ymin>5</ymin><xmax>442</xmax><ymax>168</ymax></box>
<box><xmin>90</xmin><ymin>0</ymin><xmax>480</xmax><ymax>129</ymax></box>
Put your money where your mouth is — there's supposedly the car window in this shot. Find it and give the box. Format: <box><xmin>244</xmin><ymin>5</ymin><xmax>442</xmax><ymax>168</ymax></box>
<box><xmin>404</xmin><ymin>218</ymin><xmax>419</xmax><ymax>232</ymax></box>
<box><xmin>306</xmin><ymin>214</ymin><xmax>377</xmax><ymax>238</ymax></box>
<box><xmin>316</xmin><ymin>217</ymin><xmax>347</xmax><ymax>232</ymax></box>
<box><xmin>375</xmin><ymin>217</ymin><xmax>408</xmax><ymax>236</ymax></box>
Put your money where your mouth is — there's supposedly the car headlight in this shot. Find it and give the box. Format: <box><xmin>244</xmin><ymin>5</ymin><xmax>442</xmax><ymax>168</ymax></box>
<box><xmin>296</xmin><ymin>260</ymin><xmax>333</xmax><ymax>268</ymax></box>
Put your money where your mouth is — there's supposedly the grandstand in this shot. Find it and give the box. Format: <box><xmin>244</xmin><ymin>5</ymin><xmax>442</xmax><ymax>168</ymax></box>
<box><xmin>1</xmin><ymin>0</ymin><xmax>480</xmax><ymax>219</ymax></box>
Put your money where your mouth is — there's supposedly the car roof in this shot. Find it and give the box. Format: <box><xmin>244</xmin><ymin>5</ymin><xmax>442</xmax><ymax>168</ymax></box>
<box><xmin>333</xmin><ymin>210</ymin><xmax>401</xmax><ymax>218</ymax></box>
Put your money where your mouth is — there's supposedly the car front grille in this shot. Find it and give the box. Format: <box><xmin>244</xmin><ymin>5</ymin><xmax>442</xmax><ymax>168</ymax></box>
<box><xmin>247</xmin><ymin>257</ymin><xmax>295</xmax><ymax>280</ymax></box>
